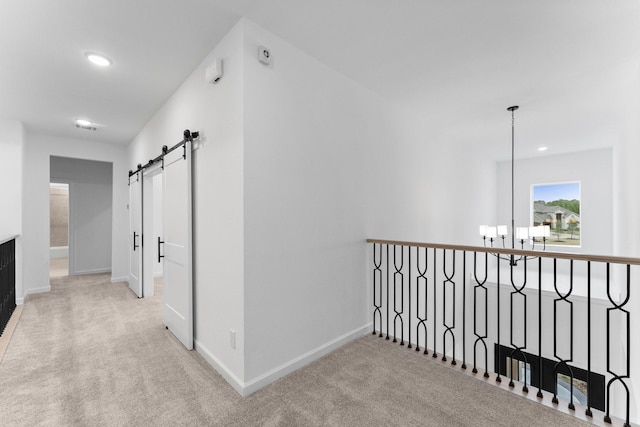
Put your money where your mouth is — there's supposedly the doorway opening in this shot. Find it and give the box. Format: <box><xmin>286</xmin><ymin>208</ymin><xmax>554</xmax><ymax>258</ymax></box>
<box><xmin>142</xmin><ymin>168</ymin><xmax>164</xmax><ymax>298</ymax></box>
<box><xmin>49</xmin><ymin>182</ymin><xmax>69</xmax><ymax>278</ymax></box>
<box><xmin>50</xmin><ymin>156</ymin><xmax>113</xmax><ymax>279</ymax></box>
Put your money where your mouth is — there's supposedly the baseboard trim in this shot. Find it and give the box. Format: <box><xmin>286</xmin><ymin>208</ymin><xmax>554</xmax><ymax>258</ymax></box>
<box><xmin>242</xmin><ymin>324</ymin><xmax>371</xmax><ymax>396</ymax></box>
<box><xmin>74</xmin><ymin>268</ymin><xmax>111</xmax><ymax>275</ymax></box>
<box><xmin>28</xmin><ymin>286</ymin><xmax>51</xmax><ymax>295</ymax></box>
<box><xmin>111</xmin><ymin>276</ymin><xmax>128</xmax><ymax>284</ymax></box>
<box><xmin>194</xmin><ymin>340</ymin><xmax>245</xmax><ymax>396</ymax></box>
<box><xmin>50</xmin><ymin>246</ymin><xmax>69</xmax><ymax>259</ymax></box>
<box><xmin>195</xmin><ymin>324</ymin><xmax>371</xmax><ymax>397</ymax></box>
<box><xmin>18</xmin><ymin>285</ymin><xmax>52</xmax><ymax>304</ymax></box>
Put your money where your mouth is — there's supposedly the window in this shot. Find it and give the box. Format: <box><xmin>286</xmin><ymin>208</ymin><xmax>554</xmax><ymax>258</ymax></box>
<box><xmin>505</xmin><ymin>357</ymin><xmax>530</xmax><ymax>384</ymax></box>
<box><xmin>557</xmin><ymin>373</ymin><xmax>588</xmax><ymax>406</ymax></box>
<box><xmin>531</xmin><ymin>182</ymin><xmax>581</xmax><ymax>247</ymax></box>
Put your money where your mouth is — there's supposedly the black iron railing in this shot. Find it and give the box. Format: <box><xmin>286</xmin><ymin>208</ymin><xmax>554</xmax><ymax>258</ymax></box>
<box><xmin>368</xmin><ymin>239</ymin><xmax>639</xmax><ymax>427</ymax></box>
<box><xmin>0</xmin><ymin>237</ymin><xmax>16</xmax><ymax>336</ymax></box>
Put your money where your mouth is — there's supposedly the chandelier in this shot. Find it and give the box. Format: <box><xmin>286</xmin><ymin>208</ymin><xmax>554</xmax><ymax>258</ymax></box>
<box><xmin>479</xmin><ymin>106</ymin><xmax>550</xmax><ymax>265</ymax></box>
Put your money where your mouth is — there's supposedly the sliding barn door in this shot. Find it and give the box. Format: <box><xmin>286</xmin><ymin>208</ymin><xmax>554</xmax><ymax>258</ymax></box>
<box><xmin>128</xmin><ymin>172</ymin><xmax>143</xmax><ymax>298</ymax></box>
<box><xmin>162</xmin><ymin>142</ymin><xmax>193</xmax><ymax>350</ymax></box>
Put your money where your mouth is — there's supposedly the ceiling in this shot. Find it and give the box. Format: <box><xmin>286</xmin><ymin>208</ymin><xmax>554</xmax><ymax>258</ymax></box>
<box><xmin>1</xmin><ymin>0</ymin><xmax>639</xmax><ymax>160</ymax></box>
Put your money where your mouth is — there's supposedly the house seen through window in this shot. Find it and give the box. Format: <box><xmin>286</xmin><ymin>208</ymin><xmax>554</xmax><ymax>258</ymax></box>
<box><xmin>531</xmin><ymin>182</ymin><xmax>581</xmax><ymax>247</ymax></box>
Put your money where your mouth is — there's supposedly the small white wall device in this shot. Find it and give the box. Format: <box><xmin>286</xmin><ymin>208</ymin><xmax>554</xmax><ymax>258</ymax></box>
<box><xmin>258</xmin><ymin>46</ymin><xmax>271</xmax><ymax>65</ymax></box>
<box><xmin>206</xmin><ymin>59</ymin><xmax>222</xmax><ymax>84</ymax></box>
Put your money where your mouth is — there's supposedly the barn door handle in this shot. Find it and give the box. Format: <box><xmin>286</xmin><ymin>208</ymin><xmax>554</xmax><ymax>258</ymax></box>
<box><xmin>133</xmin><ymin>232</ymin><xmax>139</xmax><ymax>251</ymax></box>
<box><xmin>158</xmin><ymin>236</ymin><xmax>165</xmax><ymax>263</ymax></box>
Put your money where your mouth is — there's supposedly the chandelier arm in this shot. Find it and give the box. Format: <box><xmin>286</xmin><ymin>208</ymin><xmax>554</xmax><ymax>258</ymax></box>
<box><xmin>490</xmin><ymin>252</ymin><xmax>543</xmax><ymax>267</ymax></box>
<box><xmin>490</xmin><ymin>253</ymin><xmax>514</xmax><ymax>263</ymax></box>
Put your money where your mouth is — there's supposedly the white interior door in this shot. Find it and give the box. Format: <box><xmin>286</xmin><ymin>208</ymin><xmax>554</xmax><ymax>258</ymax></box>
<box><xmin>162</xmin><ymin>142</ymin><xmax>193</xmax><ymax>349</ymax></box>
<box><xmin>128</xmin><ymin>172</ymin><xmax>143</xmax><ymax>298</ymax></box>
<box><xmin>142</xmin><ymin>166</ymin><xmax>162</xmax><ymax>299</ymax></box>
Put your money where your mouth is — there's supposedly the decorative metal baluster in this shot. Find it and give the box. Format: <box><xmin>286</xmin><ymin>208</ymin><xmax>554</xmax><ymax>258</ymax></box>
<box><xmin>0</xmin><ymin>239</ymin><xmax>17</xmax><ymax>337</ymax></box>
<box><xmin>537</xmin><ymin>257</ymin><xmax>544</xmax><ymax>398</ymax></box>
<box><xmin>366</xmin><ymin>240</ymin><xmax>639</xmax><ymax>425</ymax></box>
<box><xmin>393</xmin><ymin>245</ymin><xmax>404</xmax><ymax>345</ymax></box>
<box><xmin>0</xmin><ymin>242</ymin><xmax>5</xmax><ymax>334</ymax></box>
<box><xmin>373</xmin><ymin>243</ymin><xmax>383</xmax><ymax>337</ymax></box>
<box><xmin>416</xmin><ymin>247</ymin><xmax>428</xmax><ymax>354</ymax></box>
<box><xmin>496</xmin><ymin>255</ymin><xmax>502</xmax><ymax>383</ymax></box>
<box><xmin>473</xmin><ymin>251</ymin><xmax>490</xmax><ymax>377</ymax></box>
<box><xmin>442</xmin><ymin>249</ymin><xmax>456</xmax><ymax>365</ymax></box>
<box><xmin>585</xmin><ymin>261</ymin><xmax>592</xmax><ymax>417</ymax></box>
<box><xmin>552</xmin><ymin>259</ymin><xmax>575</xmax><ymax>411</ymax></box>
<box><xmin>408</xmin><ymin>245</ymin><xmax>412</xmax><ymax>349</ymax></box>
<box><xmin>433</xmin><ymin>248</ymin><xmax>438</xmax><ymax>358</ymax></box>
<box><xmin>604</xmin><ymin>264</ymin><xmax>631</xmax><ymax>427</ymax></box>
<box><xmin>386</xmin><ymin>245</ymin><xmax>390</xmax><ymax>340</ymax></box>
<box><xmin>509</xmin><ymin>258</ymin><xmax>528</xmax><ymax>392</ymax></box>
<box><xmin>462</xmin><ymin>251</ymin><xmax>467</xmax><ymax>370</ymax></box>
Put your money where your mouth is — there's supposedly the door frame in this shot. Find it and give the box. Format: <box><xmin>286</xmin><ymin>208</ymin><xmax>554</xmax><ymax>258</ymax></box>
<box><xmin>48</xmin><ymin>180</ymin><xmax>73</xmax><ymax>276</ymax></box>
<box><xmin>142</xmin><ymin>163</ymin><xmax>163</xmax><ymax>298</ymax></box>
<box><xmin>128</xmin><ymin>171</ymin><xmax>143</xmax><ymax>298</ymax></box>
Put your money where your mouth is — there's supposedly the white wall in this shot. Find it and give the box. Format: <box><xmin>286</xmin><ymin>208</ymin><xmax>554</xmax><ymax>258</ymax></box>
<box><xmin>0</xmin><ymin>118</ymin><xmax>24</xmax><ymax>301</ymax></box>
<box><xmin>22</xmin><ymin>133</ymin><xmax>128</xmax><ymax>299</ymax></box>
<box><xmin>0</xmin><ymin>119</ymin><xmax>23</xmax><ymax>234</ymax></box>
<box><xmin>241</xmin><ymin>19</ymin><xmax>494</xmax><ymax>385</ymax></box>
<box><xmin>128</xmin><ymin>20</ymin><xmax>246</xmax><ymax>384</ymax></box>
<box><xmin>243</xmin><ymin>19</ymin><xmax>377</xmax><ymax>384</ymax></box>
<box><xmin>497</xmin><ymin>148</ymin><xmax>613</xmax><ymax>256</ymax></box>
<box><xmin>126</xmin><ymin>18</ymin><xmax>503</xmax><ymax>395</ymax></box>
<box><xmin>50</xmin><ymin>156</ymin><xmax>113</xmax><ymax>275</ymax></box>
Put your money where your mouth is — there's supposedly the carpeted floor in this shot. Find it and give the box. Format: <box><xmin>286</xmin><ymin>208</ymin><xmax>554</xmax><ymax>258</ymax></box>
<box><xmin>49</xmin><ymin>257</ymin><xmax>69</xmax><ymax>278</ymax></box>
<box><xmin>0</xmin><ymin>273</ymin><xmax>598</xmax><ymax>426</ymax></box>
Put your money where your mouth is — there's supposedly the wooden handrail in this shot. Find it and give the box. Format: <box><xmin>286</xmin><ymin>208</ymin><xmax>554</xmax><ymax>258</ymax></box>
<box><xmin>0</xmin><ymin>234</ymin><xmax>18</xmax><ymax>246</ymax></box>
<box><xmin>366</xmin><ymin>238</ymin><xmax>640</xmax><ymax>266</ymax></box>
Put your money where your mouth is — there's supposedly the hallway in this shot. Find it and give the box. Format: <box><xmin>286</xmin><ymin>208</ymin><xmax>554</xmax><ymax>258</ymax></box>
<box><xmin>0</xmin><ymin>274</ymin><xmax>593</xmax><ymax>426</ymax></box>
<box><xmin>49</xmin><ymin>257</ymin><xmax>68</xmax><ymax>278</ymax></box>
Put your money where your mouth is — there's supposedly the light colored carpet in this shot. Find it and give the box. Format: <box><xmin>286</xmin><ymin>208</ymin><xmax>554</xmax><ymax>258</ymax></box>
<box><xmin>0</xmin><ymin>273</ymin><xmax>596</xmax><ymax>426</ymax></box>
<box><xmin>49</xmin><ymin>257</ymin><xmax>68</xmax><ymax>278</ymax></box>
<box><xmin>0</xmin><ymin>304</ymin><xmax>22</xmax><ymax>363</ymax></box>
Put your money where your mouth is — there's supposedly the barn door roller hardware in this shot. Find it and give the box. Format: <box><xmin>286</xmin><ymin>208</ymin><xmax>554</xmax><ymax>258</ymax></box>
<box><xmin>128</xmin><ymin>129</ymin><xmax>199</xmax><ymax>178</ymax></box>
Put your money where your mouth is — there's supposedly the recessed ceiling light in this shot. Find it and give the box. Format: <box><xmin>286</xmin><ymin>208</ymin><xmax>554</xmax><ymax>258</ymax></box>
<box><xmin>537</xmin><ymin>146</ymin><xmax>548</xmax><ymax>152</ymax></box>
<box><xmin>85</xmin><ymin>52</ymin><xmax>112</xmax><ymax>67</ymax></box>
<box><xmin>74</xmin><ymin>118</ymin><xmax>100</xmax><ymax>131</ymax></box>
<box><xmin>75</xmin><ymin>119</ymin><xmax>92</xmax><ymax>127</ymax></box>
